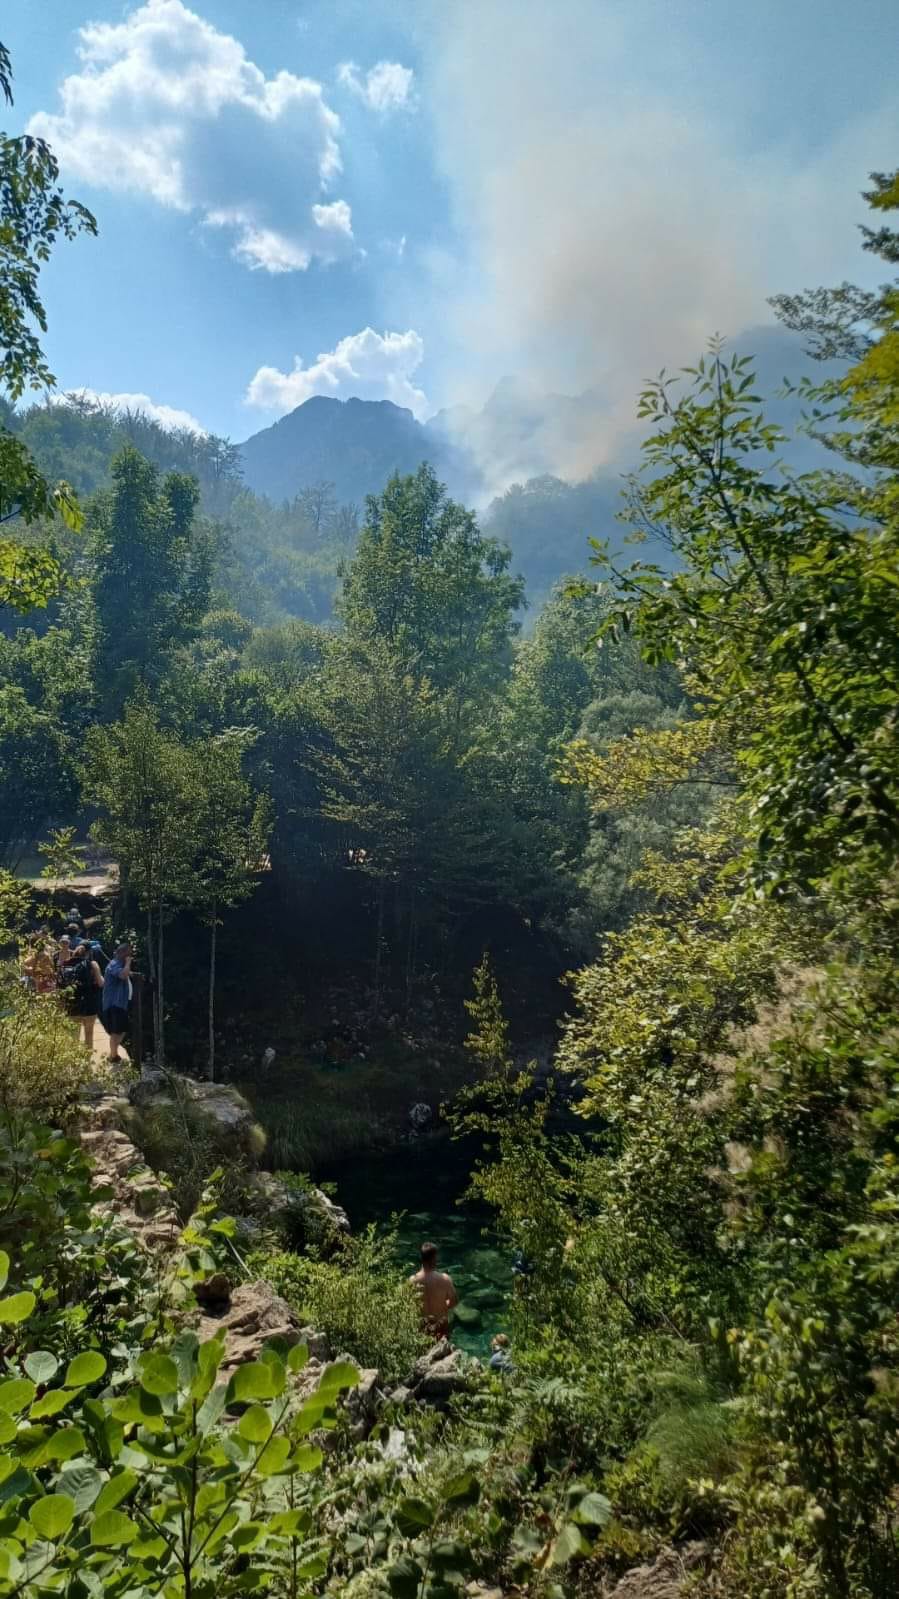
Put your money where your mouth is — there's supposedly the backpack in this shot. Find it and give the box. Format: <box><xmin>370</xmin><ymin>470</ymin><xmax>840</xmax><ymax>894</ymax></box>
<box><xmin>62</xmin><ymin>956</ymin><xmax>95</xmax><ymax>1015</ymax></box>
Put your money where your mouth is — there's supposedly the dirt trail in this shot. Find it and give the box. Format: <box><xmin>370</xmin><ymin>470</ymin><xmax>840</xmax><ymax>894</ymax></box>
<box><xmin>90</xmin><ymin>1015</ymin><xmax>129</xmax><ymax>1067</ymax></box>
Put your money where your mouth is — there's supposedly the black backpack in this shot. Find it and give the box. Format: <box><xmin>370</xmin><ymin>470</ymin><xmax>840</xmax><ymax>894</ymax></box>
<box><xmin>62</xmin><ymin>956</ymin><xmax>95</xmax><ymax>1014</ymax></box>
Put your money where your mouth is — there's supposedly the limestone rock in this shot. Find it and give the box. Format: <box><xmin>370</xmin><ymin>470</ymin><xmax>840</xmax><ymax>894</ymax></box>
<box><xmin>127</xmin><ymin>1074</ymin><xmax>266</xmax><ymax>1162</ymax></box>
<box><xmin>197</xmin><ymin>1280</ymin><xmax>304</xmax><ymax>1379</ymax></box>
<box><xmin>343</xmin><ymin>1362</ymin><xmax>381</xmax><ymax>1441</ymax></box>
<box><xmin>250</xmin><ymin>1172</ymin><xmax>349</xmax><ymax>1249</ymax></box>
<box><xmin>297</xmin><ymin>1326</ymin><xmax>331</xmax><ymax>1364</ymax></box>
<box><xmin>607</xmin><ymin>1543</ymin><xmax>708</xmax><ymax>1599</ymax></box>
<box><xmin>409</xmin><ymin>1340</ymin><xmax>470</xmax><ymax>1402</ymax></box>
<box><xmin>79</xmin><ymin>1120</ymin><xmax>179</xmax><ymax>1254</ymax></box>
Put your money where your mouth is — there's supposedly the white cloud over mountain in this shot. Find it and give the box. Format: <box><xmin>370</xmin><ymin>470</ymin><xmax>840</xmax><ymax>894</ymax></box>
<box><xmin>29</xmin><ymin>0</ymin><xmax>352</xmax><ymax>273</ymax></box>
<box><xmin>65</xmin><ymin>388</ymin><xmax>207</xmax><ymax>434</ymax></box>
<box><xmin>245</xmin><ymin>328</ymin><xmax>427</xmax><ymax>418</ymax></box>
<box><xmin>337</xmin><ymin>60</ymin><xmax>415</xmax><ymax>114</ymax></box>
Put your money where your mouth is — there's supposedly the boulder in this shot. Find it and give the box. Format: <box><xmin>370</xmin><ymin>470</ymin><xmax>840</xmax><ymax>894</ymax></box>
<box><xmin>196</xmin><ymin>1280</ymin><xmax>304</xmax><ymax>1379</ymax></box>
<box><xmin>452</xmin><ymin>1302</ymin><xmax>481</xmax><ymax>1328</ymax></box>
<box><xmin>343</xmin><ymin>1362</ymin><xmax>382</xmax><ymax>1441</ymax></box>
<box><xmin>79</xmin><ymin>1118</ymin><xmax>180</xmax><ymax>1253</ymax></box>
<box><xmin>607</xmin><ymin>1544</ymin><xmax>708</xmax><ymax>1599</ymax></box>
<box><xmin>127</xmin><ymin>1074</ymin><xmax>266</xmax><ymax>1162</ymax></box>
<box><xmin>250</xmin><ymin>1171</ymin><xmax>349</xmax><ymax>1250</ymax></box>
<box><xmin>297</xmin><ymin>1326</ymin><xmax>331</xmax><ymax>1364</ymax></box>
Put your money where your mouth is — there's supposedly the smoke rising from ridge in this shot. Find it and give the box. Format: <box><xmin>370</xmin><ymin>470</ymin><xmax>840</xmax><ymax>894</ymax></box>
<box><xmin>423</xmin><ymin>0</ymin><xmax>899</xmax><ymax>483</ymax></box>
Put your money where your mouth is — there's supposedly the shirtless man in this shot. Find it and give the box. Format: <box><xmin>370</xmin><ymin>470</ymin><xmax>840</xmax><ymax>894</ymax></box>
<box><xmin>410</xmin><ymin>1242</ymin><xmax>458</xmax><ymax>1340</ymax></box>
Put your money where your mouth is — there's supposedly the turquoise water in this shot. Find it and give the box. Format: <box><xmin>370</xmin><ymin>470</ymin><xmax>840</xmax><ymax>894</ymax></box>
<box><xmin>321</xmin><ymin>1134</ymin><xmax>512</xmax><ymax>1357</ymax></box>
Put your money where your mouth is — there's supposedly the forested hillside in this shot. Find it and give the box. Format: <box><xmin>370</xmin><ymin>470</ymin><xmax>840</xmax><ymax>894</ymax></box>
<box><xmin>2</xmin><ymin>27</ymin><xmax>899</xmax><ymax>1599</ymax></box>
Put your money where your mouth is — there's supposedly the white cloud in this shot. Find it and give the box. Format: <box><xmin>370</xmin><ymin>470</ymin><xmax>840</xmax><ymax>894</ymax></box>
<box><xmin>337</xmin><ymin>59</ymin><xmax>415</xmax><ymax>114</ymax></box>
<box><xmin>65</xmin><ymin>388</ymin><xmax>207</xmax><ymax>434</ymax></box>
<box><xmin>245</xmin><ymin>328</ymin><xmax>427</xmax><ymax>418</ymax></box>
<box><xmin>29</xmin><ymin>0</ymin><xmax>352</xmax><ymax>273</ymax></box>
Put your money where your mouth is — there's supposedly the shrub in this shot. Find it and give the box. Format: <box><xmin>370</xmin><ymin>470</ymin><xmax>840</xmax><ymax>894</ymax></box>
<box><xmin>263</xmin><ymin>1225</ymin><xmax>428</xmax><ymax>1385</ymax></box>
<box><xmin>0</xmin><ymin>964</ymin><xmax>94</xmax><ymax>1119</ymax></box>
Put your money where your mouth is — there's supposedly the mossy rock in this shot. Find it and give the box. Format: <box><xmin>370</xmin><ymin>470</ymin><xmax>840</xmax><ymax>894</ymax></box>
<box><xmin>466</xmin><ymin>1286</ymin><xmax>505</xmax><ymax>1309</ymax></box>
<box><xmin>452</xmin><ymin>1302</ymin><xmax>481</xmax><ymax>1328</ymax></box>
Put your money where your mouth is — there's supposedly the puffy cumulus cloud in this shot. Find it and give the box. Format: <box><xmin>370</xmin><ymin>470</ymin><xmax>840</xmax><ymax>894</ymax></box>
<box><xmin>424</xmin><ymin>0</ymin><xmax>899</xmax><ymax>477</ymax></box>
<box><xmin>337</xmin><ymin>59</ymin><xmax>415</xmax><ymax>114</ymax></box>
<box><xmin>28</xmin><ymin>0</ymin><xmax>351</xmax><ymax>273</ymax></box>
<box><xmin>65</xmin><ymin>388</ymin><xmax>207</xmax><ymax>434</ymax></box>
<box><xmin>245</xmin><ymin>328</ymin><xmax>427</xmax><ymax>418</ymax></box>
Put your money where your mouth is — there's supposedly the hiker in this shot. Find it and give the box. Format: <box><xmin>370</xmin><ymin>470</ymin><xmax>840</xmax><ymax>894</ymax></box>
<box><xmin>22</xmin><ymin>935</ymin><xmax>56</xmax><ymax>995</ymax></box>
<box><xmin>409</xmin><ymin>1242</ymin><xmax>458</xmax><ymax>1340</ymax></box>
<box><xmin>55</xmin><ymin>934</ymin><xmax>72</xmax><ymax>976</ymax></box>
<box><xmin>61</xmin><ymin>942</ymin><xmax>103</xmax><ymax>1049</ymax></box>
<box><xmin>101</xmin><ymin>942</ymin><xmax>133</xmax><ymax>1063</ymax></box>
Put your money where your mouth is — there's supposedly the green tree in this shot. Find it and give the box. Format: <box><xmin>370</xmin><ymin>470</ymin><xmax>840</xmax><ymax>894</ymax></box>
<box><xmin>340</xmin><ymin>464</ymin><xmax>524</xmax><ymax>728</ymax></box>
<box><xmin>85</xmin><ymin>702</ymin><xmax>196</xmax><ymax>1068</ymax></box>
<box><xmin>0</xmin><ymin>42</ymin><xmax>95</xmax><ymax>608</ymax></box>
<box><xmin>182</xmin><ymin>734</ymin><xmax>271</xmax><ymax>1080</ymax></box>
<box><xmin>88</xmin><ymin>448</ymin><xmax>214</xmax><ymax>716</ymax></box>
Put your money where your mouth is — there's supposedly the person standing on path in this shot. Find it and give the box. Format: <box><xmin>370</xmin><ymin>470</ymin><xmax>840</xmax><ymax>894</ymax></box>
<box><xmin>410</xmin><ymin>1242</ymin><xmax>458</xmax><ymax>1340</ymax></box>
<box><xmin>101</xmin><ymin>942</ymin><xmax>133</xmax><ymax>1063</ymax></box>
<box><xmin>63</xmin><ymin>942</ymin><xmax>104</xmax><ymax>1050</ymax></box>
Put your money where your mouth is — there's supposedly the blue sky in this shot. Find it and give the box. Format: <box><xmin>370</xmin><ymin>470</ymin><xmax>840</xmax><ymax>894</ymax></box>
<box><xmin>3</xmin><ymin>0</ymin><xmax>898</xmax><ymax>457</ymax></box>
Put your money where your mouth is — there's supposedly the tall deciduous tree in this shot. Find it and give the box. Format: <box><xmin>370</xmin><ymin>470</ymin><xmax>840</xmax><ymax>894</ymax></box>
<box><xmin>182</xmin><ymin>735</ymin><xmax>271</xmax><ymax>1080</ymax></box>
<box><xmin>86</xmin><ymin>702</ymin><xmax>195</xmax><ymax>1068</ymax></box>
<box><xmin>88</xmin><ymin>447</ymin><xmax>214</xmax><ymax>715</ymax></box>
<box><xmin>0</xmin><ymin>41</ymin><xmax>96</xmax><ymax>609</ymax></box>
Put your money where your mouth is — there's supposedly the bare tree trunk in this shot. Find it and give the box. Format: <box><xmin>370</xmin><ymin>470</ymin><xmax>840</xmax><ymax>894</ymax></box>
<box><xmin>146</xmin><ymin>903</ymin><xmax>158</xmax><ymax>1065</ymax></box>
<box><xmin>373</xmin><ymin>877</ymin><xmax>386</xmax><ymax>1019</ymax></box>
<box><xmin>156</xmin><ymin>894</ymin><xmax>165</xmax><ymax>1070</ymax></box>
<box><xmin>208</xmin><ymin>906</ymin><xmax>217</xmax><ymax>1082</ymax></box>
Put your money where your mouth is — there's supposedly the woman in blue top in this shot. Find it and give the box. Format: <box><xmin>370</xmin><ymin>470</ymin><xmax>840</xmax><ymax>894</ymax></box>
<box><xmin>102</xmin><ymin>942</ymin><xmax>132</xmax><ymax>1063</ymax></box>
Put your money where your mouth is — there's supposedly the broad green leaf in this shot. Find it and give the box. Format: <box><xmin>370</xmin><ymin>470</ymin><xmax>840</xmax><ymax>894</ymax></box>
<box><xmin>24</xmin><ymin>1353</ymin><xmax>58</xmax><ymax>1386</ymax></box>
<box><xmin>269</xmin><ymin>1508</ymin><xmax>311</xmax><ymax>1536</ymax></box>
<box><xmin>0</xmin><ymin>1379</ymin><xmax>35</xmax><ymax>1414</ymax></box>
<box><xmin>255</xmin><ymin>1436</ymin><xmax>291</xmax><ymax>1477</ymax></box>
<box><xmin>91</xmin><ymin>1508</ymin><xmax>138</xmax><ymax>1547</ymax></box>
<box><xmin>237</xmin><ymin>1404</ymin><xmax>272</xmax><ymax>1444</ymax></box>
<box><xmin>318</xmin><ymin>1360</ymin><xmax>359</xmax><ymax>1396</ymax></box>
<box><xmin>442</xmin><ymin>1469</ymin><xmax>480</xmax><ymax>1507</ymax></box>
<box><xmin>290</xmin><ymin>1443</ymin><xmax>322</xmax><ymax>1473</ymax></box>
<box><xmin>387</xmin><ymin>1554</ymin><xmax>425</xmax><ymax>1598</ymax></box>
<box><xmin>0</xmin><ymin>1252</ymin><xmax>8</xmax><ymax>1291</ymax></box>
<box><xmin>196</xmin><ymin>1382</ymin><xmax>227</xmax><ymax>1436</ymax></box>
<box><xmin>231</xmin><ymin>1521</ymin><xmax>264</xmax><ymax>1551</ymax></box>
<box><xmin>0</xmin><ymin>1416</ymin><xmax>15</xmax><ymax>1446</ymax></box>
<box><xmin>203</xmin><ymin>1509</ymin><xmax>239</xmax><ymax>1554</ymax></box>
<box><xmin>293</xmin><ymin>1394</ymin><xmax>326</xmax><ymax>1435</ymax></box>
<box><xmin>45</xmin><ymin>1428</ymin><xmax>86</xmax><ymax>1463</ymax></box>
<box><xmin>168</xmin><ymin>1330</ymin><xmax>199</xmax><ymax>1390</ymax></box>
<box><xmin>30</xmin><ymin>1389</ymin><xmax>73</xmax><ymax>1420</ymax></box>
<box><xmin>395</xmin><ymin>1497</ymin><xmax>434</xmax><ymax>1536</ymax></box>
<box><xmin>571</xmin><ymin>1490</ymin><xmax>612</xmax><ymax>1527</ymax></box>
<box><xmin>548</xmin><ymin>1522</ymin><xmax>591</xmax><ymax>1566</ymax></box>
<box><xmin>128</xmin><ymin>1534</ymin><xmax>167</xmax><ymax>1561</ymax></box>
<box><xmin>65</xmin><ymin>1352</ymin><xmax>107</xmax><ymax>1388</ymax></box>
<box><xmin>0</xmin><ymin>1293</ymin><xmax>34</xmax><ymax>1325</ymax></box>
<box><xmin>94</xmin><ymin>1469</ymin><xmax>138</xmax><ymax>1515</ymax></box>
<box><xmin>286</xmin><ymin>1342</ymin><xmax>309</xmax><ymax>1374</ymax></box>
<box><xmin>29</xmin><ymin>1494</ymin><xmax>75</xmax><ymax>1541</ymax></box>
<box><xmin>228</xmin><ymin>1362</ymin><xmax>275</xmax><ymax>1403</ymax></box>
<box><xmin>58</xmin><ymin>1464</ymin><xmax>103</xmax><ymax>1513</ymax></box>
<box><xmin>138</xmin><ymin>1354</ymin><xmax>179</xmax><ymax>1397</ymax></box>
<box><xmin>194</xmin><ymin>1481</ymin><xmax>227</xmax><ymax>1519</ymax></box>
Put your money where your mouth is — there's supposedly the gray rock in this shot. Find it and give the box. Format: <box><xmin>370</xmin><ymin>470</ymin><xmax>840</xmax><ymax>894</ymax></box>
<box><xmin>607</xmin><ymin>1543</ymin><xmax>708</xmax><ymax>1599</ymax></box>
<box><xmin>297</xmin><ymin>1326</ymin><xmax>331</xmax><ymax>1363</ymax></box>
<box><xmin>413</xmin><ymin>1351</ymin><xmax>468</xmax><ymax>1402</ymax></box>
<box><xmin>389</xmin><ymin>1385</ymin><xmax>412</xmax><ymax>1406</ymax></box>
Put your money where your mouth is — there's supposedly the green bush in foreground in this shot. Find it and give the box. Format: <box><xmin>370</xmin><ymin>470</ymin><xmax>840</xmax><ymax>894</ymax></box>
<box><xmin>0</xmin><ymin>1246</ymin><xmax>358</xmax><ymax>1597</ymax></box>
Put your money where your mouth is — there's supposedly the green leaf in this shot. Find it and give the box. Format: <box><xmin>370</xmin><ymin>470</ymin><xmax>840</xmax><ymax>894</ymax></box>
<box><xmin>45</xmin><ymin>1428</ymin><xmax>86</xmax><ymax>1463</ymax></box>
<box><xmin>286</xmin><ymin>1342</ymin><xmax>309</xmax><ymax>1374</ymax></box>
<box><xmin>571</xmin><ymin>1490</ymin><xmax>612</xmax><ymax>1528</ymax></box>
<box><xmin>24</xmin><ymin>1352</ymin><xmax>58</xmax><ymax>1386</ymax></box>
<box><xmin>237</xmin><ymin>1404</ymin><xmax>272</xmax><ymax>1444</ymax></box>
<box><xmin>0</xmin><ymin>1415</ymin><xmax>14</xmax><ymax>1446</ymax></box>
<box><xmin>196</xmin><ymin>1382</ymin><xmax>227</xmax><ymax>1436</ymax></box>
<box><xmin>65</xmin><ymin>1351</ymin><xmax>107</xmax><ymax>1388</ymax></box>
<box><xmin>387</xmin><ymin>1554</ymin><xmax>425</xmax><ymax>1598</ymax></box>
<box><xmin>442</xmin><ymin>1470</ymin><xmax>480</xmax><ymax>1507</ymax></box>
<box><xmin>129</xmin><ymin>1533</ymin><xmax>167</xmax><ymax>1562</ymax></box>
<box><xmin>395</xmin><ymin>1497</ymin><xmax>434</xmax><ymax>1536</ymax></box>
<box><xmin>94</xmin><ymin>1469</ymin><xmax>138</xmax><ymax>1515</ymax></box>
<box><xmin>549</xmin><ymin>1522</ymin><xmax>591</xmax><ymax>1566</ymax></box>
<box><xmin>138</xmin><ymin>1354</ymin><xmax>179</xmax><ymax>1397</ymax></box>
<box><xmin>255</xmin><ymin>1435</ymin><xmax>291</xmax><ymax>1476</ymax></box>
<box><xmin>0</xmin><ymin>1293</ymin><xmax>35</xmax><ymax>1325</ymax></box>
<box><xmin>169</xmin><ymin>1330</ymin><xmax>199</xmax><ymax>1390</ymax></box>
<box><xmin>58</xmin><ymin>1464</ymin><xmax>103</xmax><ymax>1513</ymax></box>
<box><xmin>91</xmin><ymin>1508</ymin><xmax>139</xmax><ymax>1547</ymax></box>
<box><xmin>29</xmin><ymin>1389</ymin><xmax>73</xmax><ymax>1420</ymax></box>
<box><xmin>0</xmin><ymin>1251</ymin><xmax>8</xmax><ymax>1291</ymax></box>
<box><xmin>231</xmin><ymin>1520</ymin><xmax>264</xmax><ymax>1551</ymax></box>
<box><xmin>228</xmin><ymin>1362</ymin><xmax>275</xmax><ymax>1403</ymax></box>
<box><xmin>318</xmin><ymin>1359</ymin><xmax>359</xmax><ymax>1396</ymax></box>
<box><xmin>291</xmin><ymin>1443</ymin><xmax>322</xmax><ymax>1473</ymax></box>
<box><xmin>0</xmin><ymin>1379</ymin><xmax>35</xmax><ymax>1414</ymax></box>
<box><xmin>29</xmin><ymin>1494</ymin><xmax>75</xmax><ymax>1541</ymax></box>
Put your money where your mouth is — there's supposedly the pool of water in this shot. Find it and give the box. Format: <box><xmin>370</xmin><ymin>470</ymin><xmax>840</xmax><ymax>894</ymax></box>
<box><xmin>321</xmin><ymin>1133</ymin><xmax>512</xmax><ymax>1357</ymax></box>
